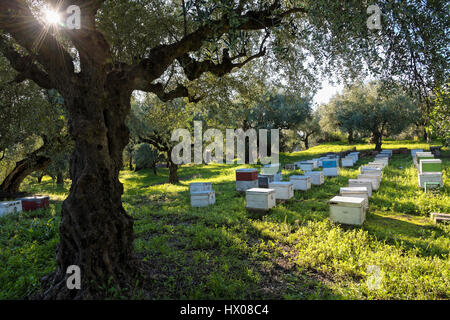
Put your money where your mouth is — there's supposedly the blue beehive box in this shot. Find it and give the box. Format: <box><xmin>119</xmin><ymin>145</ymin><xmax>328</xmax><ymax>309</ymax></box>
<box><xmin>322</xmin><ymin>159</ymin><xmax>338</xmax><ymax>168</ymax></box>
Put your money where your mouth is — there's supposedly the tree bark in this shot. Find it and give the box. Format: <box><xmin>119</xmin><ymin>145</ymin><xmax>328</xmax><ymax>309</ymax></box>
<box><xmin>304</xmin><ymin>135</ymin><xmax>309</xmax><ymax>150</ymax></box>
<box><xmin>41</xmin><ymin>84</ymin><xmax>136</xmax><ymax>299</ymax></box>
<box><xmin>0</xmin><ymin>148</ymin><xmax>51</xmax><ymax>194</ymax></box>
<box><xmin>348</xmin><ymin>130</ymin><xmax>354</xmax><ymax>144</ymax></box>
<box><xmin>168</xmin><ymin>159</ymin><xmax>179</xmax><ymax>184</ymax></box>
<box><xmin>56</xmin><ymin>171</ymin><xmax>64</xmax><ymax>186</ymax></box>
<box><xmin>129</xmin><ymin>153</ymin><xmax>133</xmax><ymax>171</ymax></box>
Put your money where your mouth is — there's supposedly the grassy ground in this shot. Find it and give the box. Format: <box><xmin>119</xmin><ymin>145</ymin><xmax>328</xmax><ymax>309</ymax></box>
<box><xmin>0</xmin><ymin>140</ymin><xmax>449</xmax><ymax>299</ymax></box>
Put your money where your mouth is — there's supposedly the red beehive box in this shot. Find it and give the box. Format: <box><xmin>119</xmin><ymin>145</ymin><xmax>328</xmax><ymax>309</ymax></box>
<box><xmin>236</xmin><ymin>169</ymin><xmax>258</xmax><ymax>181</ymax></box>
<box><xmin>18</xmin><ymin>196</ymin><xmax>50</xmax><ymax>211</ymax></box>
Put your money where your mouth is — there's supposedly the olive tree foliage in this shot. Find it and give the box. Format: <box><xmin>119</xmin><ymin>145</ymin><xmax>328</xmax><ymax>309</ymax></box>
<box><xmin>127</xmin><ymin>94</ymin><xmax>194</xmax><ymax>183</ymax></box>
<box><xmin>428</xmin><ymin>84</ymin><xmax>450</xmax><ymax>146</ymax></box>
<box><xmin>334</xmin><ymin>82</ymin><xmax>420</xmax><ymax>150</ymax></box>
<box><xmin>0</xmin><ymin>56</ymin><xmax>69</xmax><ymax>192</ymax></box>
<box><xmin>133</xmin><ymin>143</ymin><xmax>162</xmax><ymax>174</ymax></box>
<box><xmin>376</xmin><ymin>0</ymin><xmax>449</xmax><ymax>139</ymax></box>
<box><xmin>0</xmin><ymin>0</ymin><xmax>447</xmax><ymax>298</ymax></box>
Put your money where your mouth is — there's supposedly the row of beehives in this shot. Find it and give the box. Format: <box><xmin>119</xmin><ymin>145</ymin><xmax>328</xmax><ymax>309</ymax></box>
<box><xmin>411</xmin><ymin>149</ymin><xmax>443</xmax><ymax>190</ymax></box>
<box><xmin>328</xmin><ymin>149</ymin><xmax>393</xmax><ymax>226</ymax></box>
<box><xmin>0</xmin><ymin>196</ymin><xmax>50</xmax><ymax>218</ymax></box>
<box><xmin>189</xmin><ymin>151</ymin><xmax>360</xmax><ymax>209</ymax></box>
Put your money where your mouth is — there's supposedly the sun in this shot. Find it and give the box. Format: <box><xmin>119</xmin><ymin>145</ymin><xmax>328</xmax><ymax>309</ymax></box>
<box><xmin>43</xmin><ymin>8</ymin><xmax>61</xmax><ymax>25</ymax></box>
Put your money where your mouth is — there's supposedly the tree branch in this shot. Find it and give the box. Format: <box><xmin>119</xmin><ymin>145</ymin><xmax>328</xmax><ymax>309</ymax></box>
<box><xmin>128</xmin><ymin>4</ymin><xmax>306</xmax><ymax>90</ymax></box>
<box><xmin>0</xmin><ymin>36</ymin><xmax>53</xmax><ymax>89</ymax></box>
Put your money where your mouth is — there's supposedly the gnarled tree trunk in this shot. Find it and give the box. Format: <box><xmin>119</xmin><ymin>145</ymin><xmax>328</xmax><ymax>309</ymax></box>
<box><xmin>42</xmin><ymin>83</ymin><xmax>136</xmax><ymax>299</ymax></box>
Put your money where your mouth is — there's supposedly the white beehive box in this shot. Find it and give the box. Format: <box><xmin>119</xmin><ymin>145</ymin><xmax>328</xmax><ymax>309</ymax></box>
<box><xmin>360</xmin><ymin>166</ymin><xmax>382</xmax><ymax>176</ymax></box>
<box><xmin>329</xmin><ymin>196</ymin><xmax>366</xmax><ymax>226</ymax></box>
<box><xmin>341</xmin><ymin>157</ymin><xmax>354</xmax><ymax>167</ymax></box>
<box><xmin>339</xmin><ymin>187</ymin><xmax>369</xmax><ymax>210</ymax></box>
<box><xmin>304</xmin><ymin>171</ymin><xmax>324</xmax><ymax>185</ymax></box>
<box><xmin>289</xmin><ymin>175</ymin><xmax>311</xmax><ymax>191</ymax></box>
<box><xmin>357</xmin><ymin>174</ymin><xmax>380</xmax><ymax>190</ymax></box>
<box><xmin>299</xmin><ymin>162</ymin><xmax>314</xmax><ymax>172</ymax></box>
<box><xmin>191</xmin><ymin>191</ymin><xmax>215</xmax><ymax>207</ymax></box>
<box><xmin>245</xmin><ymin>188</ymin><xmax>276</xmax><ymax>211</ymax></box>
<box><xmin>0</xmin><ymin>200</ymin><xmax>22</xmax><ymax>217</ymax></box>
<box><xmin>190</xmin><ymin>182</ymin><xmax>213</xmax><ymax>193</ymax></box>
<box><xmin>268</xmin><ymin>181</ymin><xmax>294</xmax><ymax>200</ymax></box>
<box><xmin>323</xmin><ymin>167</ymin><xmax>339</xmax><ymax>177</ymax></box>
<box><xmin>348</xmin><ymin>179</ymin><xmax>373</xmax><ymax>197</ymax></box>
<box><xmin>418</xmin><ymin>172</ymin><xmax>443</xmax><ymax>188</ymax></box>
<box><xmin>419</xmin><ymin>159</ymin><xmax>442</xmax><ymax>173</ymax></box>
<box><xmin>368</xmin><ymin>162</ymin><xmax>386</xmax><ymax>169</ymax></box>
<box><xmin>411</xmin><ymin>149</ymin><xmax>423</xmax><ymax>158</ymax></box>
<box><xmin>306</xmin><ymin>160</ymin><xmax>319</xmax><ymax>169</ymax></box>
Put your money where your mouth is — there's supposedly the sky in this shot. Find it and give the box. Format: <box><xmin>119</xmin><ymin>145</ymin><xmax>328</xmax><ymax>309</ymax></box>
<box><xmin>312</xmin><ymin>81</ymin><xmax>344</xmax><ymax>108</ymax></box>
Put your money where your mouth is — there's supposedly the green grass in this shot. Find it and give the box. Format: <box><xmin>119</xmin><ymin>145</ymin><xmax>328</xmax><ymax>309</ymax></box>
<box><xmin>0</xmin><ymin>140</ymin><xmax>449</xmax><ymax>299</ymax></box>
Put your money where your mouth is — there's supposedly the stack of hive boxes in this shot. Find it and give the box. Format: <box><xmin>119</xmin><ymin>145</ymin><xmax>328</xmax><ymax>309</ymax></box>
<box><xmin>236</xmin><ymin>169</ymin><xmax>259</xmax><ymax>192</ymax></box>
<box><xmin>190</xmin><ymin>182</ymin><xmax>216</xmax><ymax>207</ymax></box>
<box><xmin>322</xmin><ymin>159</ymin><xmax>339</xmax><ymax>177</ymax></box>
<box><xmin>329</xmin><ymin>154</ymin><xmax>389</xmax><ymax>226</ymax></box>
<box><xmin>416</xmin><ymin>153</ymin><xmax>443</xmax><ymax>189</ymax></box>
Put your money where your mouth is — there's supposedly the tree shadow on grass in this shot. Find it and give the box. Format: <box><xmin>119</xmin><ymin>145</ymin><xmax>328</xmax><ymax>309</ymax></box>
<box><xmin>365</xmin><ymin>213</ymin><xmax>449</xmax><ymax>258</ymax></box>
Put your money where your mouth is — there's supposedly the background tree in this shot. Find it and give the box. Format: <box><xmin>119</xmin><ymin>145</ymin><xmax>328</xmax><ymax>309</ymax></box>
<box><xmin>296</xmin><ymin>111</ymin><xmax>321</xmax><ymax>150</ymax></box>
<box><xmin>428</xmin><ymin>84</ymin><xmax>449</xmax><ymax>146</ymax></box>
<box><xmin>133</xmin><ymin>143</ymin><xmax>162</xmax><ymax>174</ymax></box>
<box><xmin>334</xmin><ymin>82</ymin><xmax>419</xmax><ymax>151</ymax></box>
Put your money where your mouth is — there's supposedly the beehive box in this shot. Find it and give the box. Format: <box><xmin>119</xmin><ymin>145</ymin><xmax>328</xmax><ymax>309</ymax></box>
<box><xmin>261</xmin><ymin>163</ymin><xmax>281</xmax><ymax>175</ymax></box>
<box><xmin>418</xmin><ymin>172</ymin><xmax>443</xmax><ymax>188</ymax></box>
<box><xmin>360</xmin><ymin>166</ymin><xmax>382</xmax><ymax>175</ymax></box>
<box><xmin>411</xmin><ymin>149</ymin><xmax>423</xmax><ymax>158</ymax></box>
<box><xmin>245</xmin><ymin>188</ymin><xmax>276</xmax><ymax>211</ymax></box>
<box><xmin>304</xmin><ymin>171</ymin><xmax>324</xmax><ymax>185</ymax></box>
<box><xmin>236</xmin><ymin>168</ymin><xmax>258</xmax><ymax>181</ymax></box>
<box><xmin>289</xmin><ymin>175</ymin><xmax>311</xmax><ymax>190</ymax></box>
<box><xmin>18</xmin><ymin>196</ymin><xmax>50</xmax><ymax>211</ymax></box>
<box><xmin>357</xmin><ymin>174</ymin><xmax>380</xmax><ymax>190</ymax></box>
<box><xmin>380</xmin><ymin>150</ymin><xmax>393</xmax><ymax>157</ymax></box>
<box><xmin>341</xmin><ymin>157</ymin><xmax>354</xmax><ymax>167</ymax></box>
<box><xmin>190</xmin><ymin>182</ymin><xmax>213</xmax><ymax>193</ymax></box>
<box><xmin>348</xmin><ymin>179</ymin><xmax>373</xmax><ymax>197</ymax></box>
<box><xmin>191</xmin><ymin>191</ymin><xmax>215</xmax><ymax>207</ymax></box>
<box><xmin>258</xmin><ymin>175</ymin><xmax>270</xmax><ymax>188</ymax></box>
<box><xmin>415</xmin><ymin>153</ymin><xmax>434</xmax><ymax>168</ymax></box>
<box><xmin>0</xmin><ymin>200</ymin><xmax>22</xmax><ymax>217</ymax></box>
<box><xmin>339</xmin><ymin>187</ymin><xmax>369</xmax><ymax>210</ymax></box>
<box><xmin>306</xmin><ymin>160</ymin><xmax>319</xmax><ymax>169</ymax></box>
<box><xmin>322</xmin><ymin>159</ymin><xmax>338</xmax><ymax>168</ymax></box>
<box><xmin>236</xmin><ymin>179</ymin><xmax>259</xmax><ymax>192</ymax></box>
<box><xmin>329</xmin><ymin>196</ymin><xmax>366</xmax><ymax>226</ymax></box>
<box><xmin>268</xmin><ymin>181</ymin><xmax>294</xmax><ymax>200</ymax></box>
<box><xmin>359</xmin><ymin>169</ymin><xmax>382</xmax><ymax>181</ymax></box>
<box><xmin>299</xmin><ymin>162</ymin><xmax>314</xmax><ymax>172</ymax></box>
<box><xmin>284</xmin><ymin>163</ymin><xmax>296</xmax><ymax>171</ymax></box>
<box><xmin>368</xmin><ymin>162</ymin><xmax>385</xmax><ymax>169</ymax></box>
<box><xmin>419</xmin><ymin>159</ymin><xmax>442</xmax><ymax>173</ymax></box>
<box><xmin>323</xmin><ymin>167</ymin><xmax>339</xmax><ymax>177</ymax></box>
